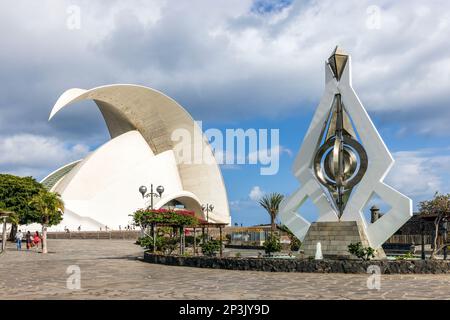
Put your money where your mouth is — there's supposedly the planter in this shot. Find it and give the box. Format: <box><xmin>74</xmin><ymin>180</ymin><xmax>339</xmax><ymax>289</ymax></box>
<box><xmin>143</xmin><ymin>252</ymin><xmax>450</xmax><ymax>274</ymax></box>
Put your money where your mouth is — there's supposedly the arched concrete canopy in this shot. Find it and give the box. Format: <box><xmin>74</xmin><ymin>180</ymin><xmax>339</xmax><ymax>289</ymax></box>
<box><xmin>49</xmin><ymin>84</ymin><xmax>230</xmax><ymax>224</ymax></box>
<box><xmin>156</xmin><ymin>190</ymin><xmax>205</xmax><ymax>220</ymax></box>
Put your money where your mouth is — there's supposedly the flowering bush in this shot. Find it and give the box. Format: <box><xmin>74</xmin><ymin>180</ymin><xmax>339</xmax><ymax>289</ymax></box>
<box><xmin>132</xmin><ymin>208</ymin><xmax>203</xmax><ymax>227</ymax></box>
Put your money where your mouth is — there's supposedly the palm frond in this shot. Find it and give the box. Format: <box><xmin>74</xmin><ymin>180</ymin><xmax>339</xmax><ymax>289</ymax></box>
<box><xmin>258</xmin><ymin>192</ymin><xmax>284</xmax><ymax>221</ymax></box>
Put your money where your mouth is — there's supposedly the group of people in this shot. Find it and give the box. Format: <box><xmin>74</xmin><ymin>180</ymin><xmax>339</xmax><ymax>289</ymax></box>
<box><xmin>63</xmin><ymin>225</ymin><xmax>137</xmax><ymax>232</ymax></box>
<box><xmin>14</xmin><ymin>230</ymin><xmax>42</xmax><ymax>251</ymax></box>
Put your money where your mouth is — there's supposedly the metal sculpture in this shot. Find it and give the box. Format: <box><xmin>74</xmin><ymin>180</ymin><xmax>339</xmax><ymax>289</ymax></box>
<box><xmin>313</xmin><ymin>92</ymin><xmax>368</xmax><ymax>218</ymax></box>
<box><xmin>279</xmin><ymin>47</ymin><xmax>412</xmax><ymax>249</ymax></box>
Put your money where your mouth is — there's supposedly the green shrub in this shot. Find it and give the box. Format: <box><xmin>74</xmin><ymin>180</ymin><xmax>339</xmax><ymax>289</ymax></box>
<box><xmin>348</xmin><ymin>242</ymin><xmax>376</xmax><ymax>261</ymax></box>
<box><xmin>279</xmin><ymin>224</ymin><xmax>301</xmax><ymax>251</ymax></box>
<box><xmin>235</xmin><ymin>252</ymin><xmax>241</xmax><ymax>258</ymax></box>
<box><xmin>161</xmin><ymin>237</ymin><xmax>178</xmax><ymax>254</ymax></box>
<box><xmin>201</xmin><ymin>240</ymin><xmax>221</xmax><ymax>256</ymax></box>
<box><xmin>263</xmin><ymin>233</ymin><xmax>282</xmax><ymax>256</ymax></box>
<box><xmin>138</xmin><ymin>235</ymin><xmax>178</xmax><ymax>254</ymax></box>
<box><xmin>395</xmin><ymin>252</ymin><xmax>414</xmax><ymax>260</ymax></box>
<box><xmin>184</xmin><ymin>235</ymin><xmax>196</xmax><ymax>246</ymax></box>
<box><xmin>290</xmin><ymin>236</ymin><xmax>301</xmax><ymax>252</ymax></box>
<box><xmin>137</xmin><ymin>236</ymin><xmax>153</xmax><ymax>249</ymax></box>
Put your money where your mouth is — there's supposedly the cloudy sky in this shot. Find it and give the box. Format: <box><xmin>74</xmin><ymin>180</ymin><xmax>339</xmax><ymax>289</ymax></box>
<box><xmin>1</xmin><ymin>0</ymin><xmax>450</xmax><ymax>225</ymax></box>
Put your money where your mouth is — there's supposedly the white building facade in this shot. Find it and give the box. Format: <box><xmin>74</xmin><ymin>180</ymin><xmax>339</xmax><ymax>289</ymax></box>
<box><xmin>39</xmin><ymin>84</ymin><xmax>231</xmax><ymax>231</ymax></box>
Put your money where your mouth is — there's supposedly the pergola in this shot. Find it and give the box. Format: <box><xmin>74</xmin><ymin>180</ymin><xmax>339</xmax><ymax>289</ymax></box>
<box><xmin>0</xmin><ymin>210</ymin><xmax>14</xmax><ymax>253</ymax></box>
<box><xmin>147</xmin><ymin>221</ymin><xmax>227</xmax><ymax>257</ymax></box>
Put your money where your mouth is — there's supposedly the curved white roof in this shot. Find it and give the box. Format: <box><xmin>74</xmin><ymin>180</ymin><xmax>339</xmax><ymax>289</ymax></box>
<box><xmin>41</xmin><ymin>160</ymin><xmax>82</xmax><ymax>191</ymax></box>
<box><xmin>49</xmin><ymin>84</ymin><xmax>231</xmax><ymax>226</ymax></box>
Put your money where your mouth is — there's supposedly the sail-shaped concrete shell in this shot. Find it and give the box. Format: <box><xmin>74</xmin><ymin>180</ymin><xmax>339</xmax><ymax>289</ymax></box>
<box><xmin>45</xmin><ymin>84</ymin><xmax>230</xmax><ymax>230</ymax></box>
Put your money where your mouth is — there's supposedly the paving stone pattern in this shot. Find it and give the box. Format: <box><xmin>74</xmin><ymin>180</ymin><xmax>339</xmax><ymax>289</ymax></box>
<box><xmin>0</xmin><ymin>240</ymin><xmax>449</xmax><ymax>300</ymax></box>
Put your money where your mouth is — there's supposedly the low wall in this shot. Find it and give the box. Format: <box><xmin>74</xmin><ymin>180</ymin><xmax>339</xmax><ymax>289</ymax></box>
<box><xmin>47</xmin><ymin>231</ymin><xmax>140</xmax><ymax>240</ymax></box>
<box><xmin>225</xmin><ymin>244</ymin><xmax>264</xmax><ymax>250</ymax></box>
<box><xmin>143</xmin><ymin>252</ymin><xmax>450</xmax><ymax>274</ymax></box>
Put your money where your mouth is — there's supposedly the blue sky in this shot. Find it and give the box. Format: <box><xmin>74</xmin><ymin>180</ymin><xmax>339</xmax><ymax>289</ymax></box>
<box><xmin>1</xmin><ymin>0</ymin><xmax>450</xmax><ymax>226</ymax></box>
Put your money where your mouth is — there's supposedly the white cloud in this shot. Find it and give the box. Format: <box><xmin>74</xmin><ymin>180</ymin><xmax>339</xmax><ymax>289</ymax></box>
<box><xmin>249</xmin><ymin>185</ymin><xmax>264</xmax><ymax>201</ymax></box>
<box><xmin>2</xmin><ymin>0</ymin><xmax>450</xmax><ymax>139</ymax></box>
<box><xmin>1</xmin><ymin>0</ymin><xmax>450</xmax><ymax>188</ymax></box>
<box><xmin>386</xmin><ymin>149</ymin><xmax>450</xmax><ymax>204</ymax></box>
<box><xmin>0</xmin><ymin>134</ymin><xmax>90</xmax><ymax>179</ymax></box>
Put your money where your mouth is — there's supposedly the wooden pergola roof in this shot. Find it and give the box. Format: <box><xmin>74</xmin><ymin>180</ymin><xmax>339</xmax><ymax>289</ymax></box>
<box><xmin>148</xmin><ymin>222</ymin><xmax>227</xmax><ymax>228</ymax></box>
<box><xmin>0</xmin><ymin>210</ymin><xmax>14</xmax><ymax>218</ymax></box>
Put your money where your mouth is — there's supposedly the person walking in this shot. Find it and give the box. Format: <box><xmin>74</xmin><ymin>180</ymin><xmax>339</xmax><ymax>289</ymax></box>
<box><xmin>15</xmin><ymin>230</ymin><xmax>23</xmax><ymax>251</ymax></box>
<box><xmin>26</xmin><ymin>231</ymin><xmax>32</xmax><ymax>250</ymax></box>
<box><xmin>33</xmin><ymin>231</ymin><xmax>41</xmax><ymax>251</ymax></box>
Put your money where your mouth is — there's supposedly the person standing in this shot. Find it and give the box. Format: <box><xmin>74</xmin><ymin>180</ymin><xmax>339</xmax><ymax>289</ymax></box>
<box><xmin>33</xmin><ymin>231</ymin><xmax>41</xmax><ymax>251</ymax></box>
<box><xmin>26</xmin><ymin>231</ymin><xmax>32</xmax><ymax>250</ymax></box>
<box><xmin>15</xmin><ymin>230</ymin><xmax>23</xmax><ymax>251</ymax></box>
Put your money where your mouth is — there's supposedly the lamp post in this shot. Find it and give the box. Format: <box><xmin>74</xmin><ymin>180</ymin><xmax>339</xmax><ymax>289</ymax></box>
<box><xmin>139</xmin><ymin>184</ymin><xmax>165</xmax><ymax>209</ymax></box>
<box><xmin>138</xmin><ymin>184</ymin><xmax>165</xmax><ymax>253</ymax></box>
<box><xmin>202</xmin><ymin>204</ymin><xmax>214</xmax><ymax>240</ymax></box>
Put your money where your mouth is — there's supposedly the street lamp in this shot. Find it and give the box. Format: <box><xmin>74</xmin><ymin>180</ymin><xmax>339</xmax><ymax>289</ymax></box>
<box><xmin>138</xmin><ymin>184</ymin><xmax>165</xmax><ymax>254</ymax></box>
<box><xmin>139</xmin><ymin>184</ymin><xmax>165</xmax><ymax>209</ymax></box>
<box><xmin>201</xmin><ymin>204</ymin><xmax>214</xmax><ymax>222</ymax></box>
<box><xmin>202</xmin><ymin>204</ymin><xmax>214</xmax><ymax>240</ymax></box>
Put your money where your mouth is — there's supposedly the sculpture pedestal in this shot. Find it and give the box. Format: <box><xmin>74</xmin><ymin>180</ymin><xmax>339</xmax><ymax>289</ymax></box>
<box><xmin>301</xmin><ymin>221</ymin><xmax>386</xmax><ymax>259</ymax></box>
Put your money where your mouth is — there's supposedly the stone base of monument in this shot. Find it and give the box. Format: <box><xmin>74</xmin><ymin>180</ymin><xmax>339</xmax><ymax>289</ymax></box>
<box><xmin>301</xmin><ymin>221</ymin><xmax>386</xmax><ymax>259</ymax></box>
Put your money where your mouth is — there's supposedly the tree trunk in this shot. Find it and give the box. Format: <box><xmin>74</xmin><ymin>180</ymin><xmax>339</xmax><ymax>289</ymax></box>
<box><xmin>152</xmin><ymin>223</ymin><xmax>156</xmax><ymax>253</ymax></box>
<box><xmin>271</xmin><ymin>214</ymin><xmax>276</xmax><ymax>233</ymax></box>
<box><xmin>8</xmin><ymin>224</ymin><xmax>17</xmax><ymax>242</ymax></box>
<box><xmin>1</xmin><ymin>218</ymin><xmax>7</xmax><ymax>252</ymax></box>
<box><xmin>193</xmin><ymin>228</ymin><xmax>197</xmax><ymax>256</ymax></box>
<box><xmin>42</xmin><ymin>223</ymin><xmax>48</xmax><ymax>254</ymax></box>
<box><xmin>430</xmin><ymin>216</ymin><xmax>441</xmax><ymax>259</ymax></box>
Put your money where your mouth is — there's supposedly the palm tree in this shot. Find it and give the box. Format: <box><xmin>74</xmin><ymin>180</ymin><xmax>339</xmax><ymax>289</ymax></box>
<box><xmin>259</xmin><ymin>193</ymin><xmax>284</xmax><ymax>233</ymax></box>
<box><xmin>29</xmin><ymin>190</ymin><xmax>64</xmax><ymax>254</ymax></box>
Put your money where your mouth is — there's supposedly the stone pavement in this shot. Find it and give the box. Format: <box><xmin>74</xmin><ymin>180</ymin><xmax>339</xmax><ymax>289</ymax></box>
<box><xmin>0</xmin><ymin>240</ymin><xmax>449</xmax><ymax>300</ymax></box>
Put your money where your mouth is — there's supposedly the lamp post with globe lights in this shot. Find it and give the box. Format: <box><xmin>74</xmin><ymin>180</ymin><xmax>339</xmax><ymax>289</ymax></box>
<box><xmin>139</xmin><ymin>184</ymin><xmax>165</xmax><ymax>209</ymax></box>
<box><xmin>202</xmin><ymin>204</ymin><xmax>214</xmax><ymax>240</ymax></box>
<box><xmin>138</xmin><ymin>184</ymin><xmax>165</xmax><ymax>253</ymax></box>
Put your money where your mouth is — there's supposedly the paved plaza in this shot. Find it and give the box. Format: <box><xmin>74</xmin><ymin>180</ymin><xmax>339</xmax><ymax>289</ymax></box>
<box><xmin>0</xmin><ymin>239</ymin><xmax>449</xmax><ymax>300</ymax></box>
